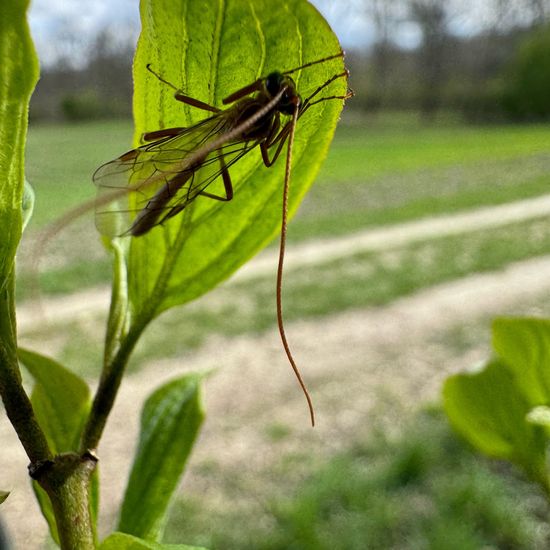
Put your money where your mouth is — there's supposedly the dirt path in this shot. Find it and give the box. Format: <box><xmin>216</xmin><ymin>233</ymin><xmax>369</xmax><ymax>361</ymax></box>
<box><xmin>4</xmin><ymin>255</ymin><xmax>550</xmax><ymax>548</ymax></box>
<box><xmin>16</xmin><ymin>192</ymin><xmax>550</xmax><ymax>331</ymax></box>
<box><xmin>4</xmin><ymin>196</ymin><xmax>550</xmax><ymax>547</ymax></box>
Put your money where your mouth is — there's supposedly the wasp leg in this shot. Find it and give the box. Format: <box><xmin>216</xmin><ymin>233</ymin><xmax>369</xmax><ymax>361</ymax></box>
<box><xmin>146</xmin><ymin>64</ymin><xmax>221</xmax><ymax>113</ymax></box>
<box><xmin>300</xmin><ymin>91</ymin><xmax>354</xmax><ymax>117</ymax></box>
<box><xmin>222</xmin><ymin>79</ymin><xmax>263</xmax><ymax>105</ymax></box>
<box><xmin>299</xmin><ymin>70</ymin><xmax>350</xmax><ymax>116</ymax></box>
<box><xmin>142</xmin><ymin>127</ymin><xmax>186</xmax><ymax>141</ymax></box>
<box><xmin>261</xmin><ymin>118</ymin><xmax>294</xmax><ymax>167</ymax></box>
<box><xmin>174</xmin><ymin>93</ymin><xmax>221</xmax><ymax>113</ymax></box>
<box><xmin>262</xmin><ymin>137</ymin><xmax>286</xmax><ymax>167</ymax></box>
<box><xmin>198</xmin><ymin>155</ymin><xmax>234</xmax><ymax>202</ymax></box>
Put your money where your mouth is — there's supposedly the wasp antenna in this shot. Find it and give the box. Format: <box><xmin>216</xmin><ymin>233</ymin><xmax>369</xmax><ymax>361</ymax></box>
<box><xmin>282</xmin><ymin>50</ymin><xmax>344</xmax><ymax>76</ymax></box>
<box><xmin>276</xmin><ymin>104</ymin><xmax>316</xmax><ymax>427</ymax></box>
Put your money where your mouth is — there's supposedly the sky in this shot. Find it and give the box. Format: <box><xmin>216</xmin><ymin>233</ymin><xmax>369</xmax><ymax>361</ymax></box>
<box><xmin>27</xmin><ymin>0</ymin><xmax>497</xmax><ymax>67</ymax></box>
<box><xmin>27</xmin><ymin>0</ymin><xmax>393</xmax><ymax>66</ymax></box>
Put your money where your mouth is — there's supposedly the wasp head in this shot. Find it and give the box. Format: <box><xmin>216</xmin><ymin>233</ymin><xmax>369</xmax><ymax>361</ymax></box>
<box><xmin>265</xmin><ymin>71</ymin><xmax>301</xmax><ymax>115</ymax></box>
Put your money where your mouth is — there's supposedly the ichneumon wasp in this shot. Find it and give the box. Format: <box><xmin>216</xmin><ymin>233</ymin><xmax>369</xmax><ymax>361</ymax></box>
<box><xmin>93</xmin><ymin>51</ymin><xmax>352</xmax><ymax>425</ymax></box>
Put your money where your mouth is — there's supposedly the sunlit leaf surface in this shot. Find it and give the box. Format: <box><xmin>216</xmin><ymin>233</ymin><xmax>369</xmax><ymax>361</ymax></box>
<box><xmin>104</xmin><ymin>0</ymin><xmax>347</xmax><ymax>322</ymax></box>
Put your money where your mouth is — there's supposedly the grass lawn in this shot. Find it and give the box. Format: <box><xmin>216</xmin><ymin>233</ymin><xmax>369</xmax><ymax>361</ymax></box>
<box><xmin>25</xmin><ymin>119</ymin><xmax>134</xmax><ymax>227</ymax></box>
<box><xmin>323</xmin><ymin>116</ymin><xmax>550</xmax><ymax>184</ymax></box>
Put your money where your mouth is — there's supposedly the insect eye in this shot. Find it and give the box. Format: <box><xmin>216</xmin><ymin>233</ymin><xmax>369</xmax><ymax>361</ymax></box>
<box><xmin>266</xmin><ymin>71</ymin><xmax>284</xmax><ymax>97</ymax></box>
<box><xmin>278</xmin><ymin>89</ymin><xmax>301</xmax><ymax>115</ymax></box>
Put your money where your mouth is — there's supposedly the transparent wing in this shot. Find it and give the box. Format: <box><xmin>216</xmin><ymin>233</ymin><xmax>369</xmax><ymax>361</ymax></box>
<box><xmin>93</xmin><ymin>113</ymin><xmax>256</xmax><ymax>237</ymax></box>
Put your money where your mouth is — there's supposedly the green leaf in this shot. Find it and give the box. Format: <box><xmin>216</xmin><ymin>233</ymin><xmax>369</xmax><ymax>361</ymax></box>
<box><xmin>100</xmin><ymin>532</ymin><xmax>206</xmax><ymax>550</ymax></box>
<box><xmin>18</xmin><ymin>348</ymin><xmax>91</xmax><ymax>452</ymax></box>
<box><xmin>32</xmin><ymin>483</ymin><xmax>59</xmax><ymax>545</ymax></box>
<box><xmin>112</xmin><ymin>0</ymin><xmax>346</xmax><ymax>325</ymax></box>
<box><xmin>118</xmin><ymin>374</ymin><xmax>204</xmax><ymax>540</ymax></box>
<box><xmin>492</xmin><ymin>317</ymin><xmax>550</xmax><ymax>405</ymax></box>
<box><xmin>18</xmin><ymin>348</ymin><xmax>95</xmax><ymax>545</ymax></box>
<box><xmin>0</xmin><ymin>0</ymin><xmax>39</xmax><ymax>290</ymax></box>
<box><xmin>0</xmin><ymin>491</ymin><xmax>9</xmax><ymax>505</ymax></box>
<box><xmin>443</xmin><ymin>359</ymin><xmax>548</xmax><ymax>485</ymax></box>
<box><xmin>526</xmin><ymin>405</ymin><xmax>550</xmax><ymax>434</ymax></box>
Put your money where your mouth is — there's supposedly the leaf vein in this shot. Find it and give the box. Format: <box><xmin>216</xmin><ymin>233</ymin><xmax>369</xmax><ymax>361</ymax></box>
<box><xmin>247</xmin><ymin>0</ymin><xmax>266</xmax><ymax>79</ymax></box>
<box><xmin>209</xmin><ymin>0</ymin><xmax>226</xmax><ymax>106</ymax></box>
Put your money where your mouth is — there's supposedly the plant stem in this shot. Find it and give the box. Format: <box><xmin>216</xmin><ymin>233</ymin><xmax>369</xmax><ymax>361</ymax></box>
<box><xmin>80</xmin><ymin>324</ymin><xmax>143</xmax><ymax>453</ymax></box>
<box><xmin>1</xmin><ymin>275</ymin><xmax>97</xmax><ymax>549</ymax></box>
<box><xmin>36</xmin><ymin>453</ymin><xmax>97</xmax><ymax>550</ymax></box>
<box><xmin>0</xmin><ymin>272</ymin><xmax>51</xmax><ymax>464</ymax></box>
<box><xmin>80</xmin><ymin>211</ymin><xmax>194</xmax><ymax>453</ymax></box>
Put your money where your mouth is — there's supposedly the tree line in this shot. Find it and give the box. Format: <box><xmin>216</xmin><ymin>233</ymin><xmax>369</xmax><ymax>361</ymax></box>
<box><xmin>350</xmin><ymin>0</ymin><xmax>550</xmax><ymax>120</ymax></box>
<box><xmin>30</xmin><ymin>0</ymin><xmax>550</xmax><ymax>123</ymax></box>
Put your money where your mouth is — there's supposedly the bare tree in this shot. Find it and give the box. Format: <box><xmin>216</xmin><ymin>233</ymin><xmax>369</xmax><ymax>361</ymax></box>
<box><xmin>87</xmin><ymin>26</ymin><xmax>134</xmax><ymax>102</ymax></box>
<box><xmin>525</xmin><ymin>0</ymin><xmax>550</xmax><ymax>25</ymax></box>
<box><xmin>31</xmin><ymin>25</ymin><xmax>136</xmax><ymax>121</ymax></box>
<box><xmin>408</xmin><ymin>0</ymin><xmax>450</xmax><ymax>119</ymax></box>
<box><xmin>485</xmin><ymin>0</ymin><xmax>550</xmax><ymax>30</ymax></box>
<box><xmin>367</xmin><ymin>0</ymin><xmax>402</xmax><ymax>99</ymax></box>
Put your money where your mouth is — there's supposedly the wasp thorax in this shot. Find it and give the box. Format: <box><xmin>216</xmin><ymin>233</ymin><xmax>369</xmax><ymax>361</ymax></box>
<box><xmin>265</xmin><ymin>71</ymin><xmax>285</xmax><ymax>96</ymax></box>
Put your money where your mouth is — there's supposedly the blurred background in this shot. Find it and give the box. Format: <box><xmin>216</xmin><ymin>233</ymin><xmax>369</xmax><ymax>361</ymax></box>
<box><xmin>4</xmin><ymin>0</ymin><xmax>550</xmax><ymax>548</ymax></box>
<box><xmin>27</xmin><ymin>0</ymin><xmax>550</xmax><ymax>123</ymax></box>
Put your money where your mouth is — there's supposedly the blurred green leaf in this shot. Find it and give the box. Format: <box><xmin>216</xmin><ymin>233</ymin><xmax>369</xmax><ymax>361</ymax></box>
<box><xmin>110</xmin><ymin>0</ymin><xmax>346</xmax><ymax>327</ymax></box>
<box><xmin>0</xmin><ymin>491</ymin><xmax>9</xmax><ymax>505</ymax></box>
<box><xmin>118</xmin><ymin>374</ymin><xmax>204</xmax><ymax>540</ymax></box>
<box><xmin>526</xmin><ymin>405</ymin><xmax>550</xmax><ymax>434</ymax></box>
<box><xmin>492</xmin><ymin>318</ymin><xmax>550</xmax><ymax>405</ymax></box>
<box><xmin>32</xmin><ymin>484</ymin><xmax>59</xmax><ymax>545</ymax></box>
<box><xmin>443</xmin><ymin>359</ymin><xmax>548</xmax><ymax>485</ymax></box>
<box><xmin>22</xmin><ymin>179</ymin><xmax>35</xmax><ymax>232</ymax></box>
<box><xmin>0</xmin><ymin>0</ymin><xmax>39</xmax><ymax>290</ymax></box>
<box><xmin>100</xmin><ymin>532</ymin><xmax>206</xmax><ymax>549</ymax></box>
<box><xmin>18</xmin><ymin>348</ymin><xmax>91</xmax><ymax>452</ymax></box>
<box><xmin>18</xmin><ymin>348</ymin><xmax>95</xmax><ymax>544</ymax></box>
